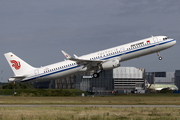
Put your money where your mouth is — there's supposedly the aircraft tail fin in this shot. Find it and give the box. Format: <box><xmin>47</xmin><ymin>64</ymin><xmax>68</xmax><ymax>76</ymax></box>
<box><xmin>4</xmin><ymin>52</ymin><xmax>36</xmax><ymax>76</ymax></box>
<box><xmin>145</xmin><ymin>80</ymin><xmax>150</xmax><ymax>87</ymax></box>
<box><xmin>145</xmin><ymin>79</ymin><xmax>153</xmax><ymax>92</ymax></box>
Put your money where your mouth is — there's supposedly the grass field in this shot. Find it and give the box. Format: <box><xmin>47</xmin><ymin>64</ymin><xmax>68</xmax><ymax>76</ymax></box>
<box><xmin>0</xmin><ymin>93</ymin><xmax>180</xmax><ymax>105</ymax></box>
<box><xmin>0</xmin><ymin>93</ymin><xmax>180</xmax><ymax>119</ymax></box>
<box><xmin>0</xmin><ymin>106</ymin><xmax>179</xmax><ymax>120</ymax></box>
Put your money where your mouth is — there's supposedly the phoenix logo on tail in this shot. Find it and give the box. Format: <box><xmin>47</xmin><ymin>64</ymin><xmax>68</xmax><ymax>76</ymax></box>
<box><xmin>10</xmin><ymin>60</ymin><xmax>21</xmax><ymax>70</ymax></box>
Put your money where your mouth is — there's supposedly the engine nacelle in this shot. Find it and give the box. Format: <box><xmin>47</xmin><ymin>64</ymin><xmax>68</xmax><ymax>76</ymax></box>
<box><xmin>99</xmin><ymin>59</ymin><xmax>120</xmax><ymax>70</ymax></box>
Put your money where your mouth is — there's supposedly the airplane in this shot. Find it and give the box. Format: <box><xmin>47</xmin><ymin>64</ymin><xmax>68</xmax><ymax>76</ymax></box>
<box><xmin>4</xmin><ymin>36</ymin><xmax>176</xmax><ymax>82</ymax></box>
<box><xmin>145</xmin><ymin>80</ymin><xmax>178</xmax><ymax>91</ymax></box>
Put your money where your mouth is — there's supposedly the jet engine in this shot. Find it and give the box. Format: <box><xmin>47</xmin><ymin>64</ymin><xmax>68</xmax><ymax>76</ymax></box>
<box><xmin>99</xmin><ymin>58</ymin><xmax>120</xmax><ymax>70</ymax></box>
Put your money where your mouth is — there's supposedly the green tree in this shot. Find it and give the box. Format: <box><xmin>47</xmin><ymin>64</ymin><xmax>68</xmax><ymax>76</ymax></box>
<box><xmin>2</xmin><ymin>82</ymin><xmax>34</xmax><ymax>89</ymax></box>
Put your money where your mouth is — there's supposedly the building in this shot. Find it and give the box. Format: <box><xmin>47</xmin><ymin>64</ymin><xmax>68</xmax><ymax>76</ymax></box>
<box><xmin>145</xmin><ymin>72</ymin><xmax>175</xmax><ymax>85</ymax></box>
<box><xmin>55</xmin><ymin>75</ymin><xmax>76</xmax><ymax>89</ymax></box>
<box><xmin>32</xmin><ymin>67</ymin><xmax>146</xmax><ymax>93</ymax></box>
<box><xmin>74</xmin><ymin>67</ymin><xmax>145</xmax><ymax>92</ymax></box>
<box><xmin>113</xmin><ymin>67</ymin><xmax>145</xmax><ymax>91</ymax></box>
<box><xmin>33</xmin><ymin>80</ymin><xmax>55</xmax><ymax>89</ymax></box>
<box><xmin>145</xmin><ymin>72</ymin><xmax>154</xmax><ymax>84</ymax></box>
<box><xmin>175</xmin><ymin>70</ymin><xmax>180</xmax><ymax>90</ymax></box>
<box><xmin>75</xmin><ymin>70</ymin><xmax>113</xmax><ymax>92</ymax></box>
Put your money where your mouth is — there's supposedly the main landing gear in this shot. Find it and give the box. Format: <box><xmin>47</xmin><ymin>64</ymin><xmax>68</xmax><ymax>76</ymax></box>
<box><xmin>93</xmin><ymin>70</ymin><xmax>101</xmax><ymax>78</ymax></box>
<box><xmin>157</xmin><ymin>52</ymin><xmax>162</xmax><ymax>60</ymax></box>
<box><xmin>93</xmin><ymin>73</ymin><xmax>99</xmax><ymax>78</ymax></box>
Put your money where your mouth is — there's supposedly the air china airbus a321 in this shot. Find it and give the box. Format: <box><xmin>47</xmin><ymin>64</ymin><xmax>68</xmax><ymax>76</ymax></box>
<box><xmin>4</xmin><ymin>36</ymin><xmax>176</xmax><ymax>82</ymax></box>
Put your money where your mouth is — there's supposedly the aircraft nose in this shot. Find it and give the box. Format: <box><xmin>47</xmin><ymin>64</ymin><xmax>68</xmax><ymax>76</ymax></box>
<box><xmin>174</xmin><ymin>39</ymin><xmax>177</xmax><ymax>45</ymax></box>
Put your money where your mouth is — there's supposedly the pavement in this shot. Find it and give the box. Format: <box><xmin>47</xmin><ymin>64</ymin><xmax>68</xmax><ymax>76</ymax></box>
<box><xmin>0</xmin><ymin>105</ymin><xmax>180</xmax><ymax>108</ymax></box>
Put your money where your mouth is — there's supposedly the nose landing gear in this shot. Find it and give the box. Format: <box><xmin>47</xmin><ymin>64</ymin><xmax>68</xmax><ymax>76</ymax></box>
<box><xmin>157</xmin><ymin>52</ymin><xmax>162</xmax><ymax>60</ymax></box>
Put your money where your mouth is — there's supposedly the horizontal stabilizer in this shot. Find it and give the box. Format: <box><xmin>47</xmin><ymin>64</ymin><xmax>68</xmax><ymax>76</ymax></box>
<box><xmin>8</xmin><ymin>76</ymin><xmax>26</xmax><ymax>82</ymax></box>
<box><xmin>11</xmin><ymin>76</ymin><xmax>26</xmax><ymax>78</ymax></box>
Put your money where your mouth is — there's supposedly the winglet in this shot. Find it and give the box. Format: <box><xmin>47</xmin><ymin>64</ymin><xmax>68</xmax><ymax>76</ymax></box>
<box><xmin>61</xmin><ymin>50</ymin><xmax>73</xmax><ymax>59</ymax></box>
<box><xmin>74</xmin><ymin>54</ymin><xmax>78</xmax><ymax>58</ymax></box>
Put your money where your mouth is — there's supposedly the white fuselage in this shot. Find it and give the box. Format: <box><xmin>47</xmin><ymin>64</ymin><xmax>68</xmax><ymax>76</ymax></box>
<box><xmin>22</xmin><ymin>36</ymin><xmax>176</xmax><ymax>82</ymax></box>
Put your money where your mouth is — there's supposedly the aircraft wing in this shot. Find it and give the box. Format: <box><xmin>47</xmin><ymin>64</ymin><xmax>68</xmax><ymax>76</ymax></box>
<box><xmin>61</xmin><ymin>50</ymin><xmax>104</xmax><ymax>66</ymax></box>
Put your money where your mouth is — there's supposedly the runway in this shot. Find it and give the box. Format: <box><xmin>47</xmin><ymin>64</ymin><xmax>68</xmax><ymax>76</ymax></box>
<box><xmin>0</xmin><ymin>105</ymin><xmax>180</xmax><ymax>108</ymax></box>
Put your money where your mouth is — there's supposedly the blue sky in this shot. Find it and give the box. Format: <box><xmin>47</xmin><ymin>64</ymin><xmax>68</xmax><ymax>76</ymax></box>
<box><xmin>0</xmin><ymin>0</ymin><xmax>180</xmax><ymax>82</ymax></box>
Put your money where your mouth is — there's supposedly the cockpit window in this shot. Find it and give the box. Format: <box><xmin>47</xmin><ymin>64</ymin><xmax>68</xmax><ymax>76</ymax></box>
<box><xmin>163</xmin><ymin>37</ymin><xmax>169</xmax><ymax>40</ymax></box>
